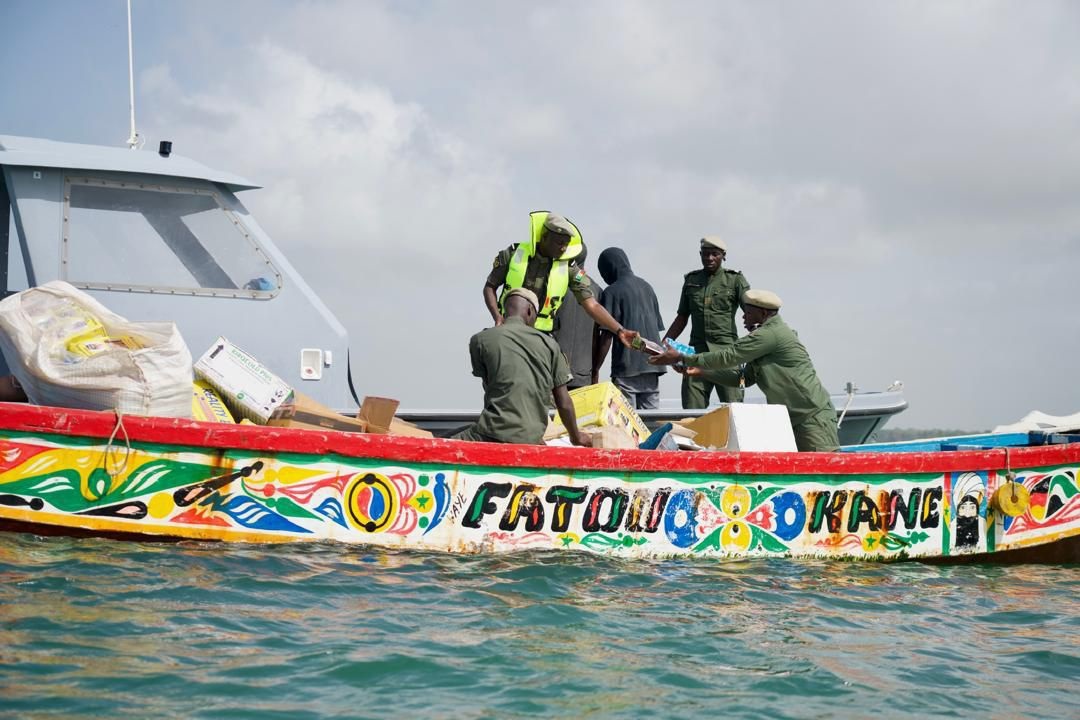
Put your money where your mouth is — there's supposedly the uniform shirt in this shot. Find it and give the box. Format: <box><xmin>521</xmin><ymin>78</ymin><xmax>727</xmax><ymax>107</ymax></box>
<box><xmin>486</xmin><ymin>245</ymin><xmax>597</xmax><ymax>306</ymax></box>
<box><xmin>677</xmin><ymin>267</ymin><xmax>750</xmax><ymax>352</ymax></box>
<box><xmin>684</xmin><ymin>315</ymin><xmax>833</xmax><ymax>426</ymax></box>
<box><xmin>468</xmin><ymin>316</ymin><xmax>572</xmax><ymax>445</ymax></box>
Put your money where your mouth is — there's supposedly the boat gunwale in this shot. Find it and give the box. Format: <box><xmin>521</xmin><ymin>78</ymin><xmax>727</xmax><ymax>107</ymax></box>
<box><xmin>2</xmin><ymin>402</ymin><xmax>1076</xmax><ymax>477</ymax></box>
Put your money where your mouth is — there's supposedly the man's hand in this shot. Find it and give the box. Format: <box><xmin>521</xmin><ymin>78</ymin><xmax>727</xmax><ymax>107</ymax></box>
<box><xmin>569</xmin><ymin>428</ymin><xmax>591</xmax><ymax>447</ymax></box>
<box><xmin>683</xmin><ymin>366</ymin><xmax>703</xmax><ymax>377</ymax></box>
<box><xmin>494</xmin><ymin>314</ymin><xmax>505</xmax><ymax>326</ymax></box>
<box><xmin>590</xmin><ymin>370</ymin><xmax>600</xmax><ymax>385</ymax></box>
<box><xmin>648</xmin><ymin>345</ymin><xmax>685</xmax><ymax>366</ymax></box>
<box><xmin>616</xmin><ymin>328</ymin><xmax>638</xmax><ymax>349</ymax></box>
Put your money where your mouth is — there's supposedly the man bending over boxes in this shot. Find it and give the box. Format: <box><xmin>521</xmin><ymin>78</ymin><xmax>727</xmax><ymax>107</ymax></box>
<box><xmin>647</xmin><ymin>289</ymin><xmax>840</xmax><ymax>452</ymax></box>
<box><xmin>454</xmin><ymin>288</ymin><xmax>590</xmax><ymax>447</ymax></box>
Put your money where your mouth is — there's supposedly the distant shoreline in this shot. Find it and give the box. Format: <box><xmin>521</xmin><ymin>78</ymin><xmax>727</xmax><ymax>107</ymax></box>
<box><xmin>874</xmin><ymin>428</ymin><xmax>987</xmax><ymax>442</ymax></box>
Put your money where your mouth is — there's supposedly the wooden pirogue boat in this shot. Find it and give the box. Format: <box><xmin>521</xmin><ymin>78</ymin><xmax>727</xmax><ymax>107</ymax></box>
<box><xmin>1</xmin><ymin>403</ymin><xmax>1077</xmax><ymax>563</ymax></box>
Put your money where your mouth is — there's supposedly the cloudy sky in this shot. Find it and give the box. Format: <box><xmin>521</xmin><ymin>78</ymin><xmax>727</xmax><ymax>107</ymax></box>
<box><xmin>5</xmin><ymin>0</ymin><xmax>1079</xmax><ymax>429</ymax></box>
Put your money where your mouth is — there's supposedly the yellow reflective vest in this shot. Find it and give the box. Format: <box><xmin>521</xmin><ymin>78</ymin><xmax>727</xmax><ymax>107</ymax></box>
<box><xmin>499</xmin><ymin>211</ymin><xmax>583</xmax><ymax>332</ymax></box>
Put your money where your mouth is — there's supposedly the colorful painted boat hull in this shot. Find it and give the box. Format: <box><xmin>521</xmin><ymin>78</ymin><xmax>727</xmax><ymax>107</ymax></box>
<box><xmin>0</xmin><ymin>404</ymin><xmax>1077</xmax><ymax>562</ymax></box>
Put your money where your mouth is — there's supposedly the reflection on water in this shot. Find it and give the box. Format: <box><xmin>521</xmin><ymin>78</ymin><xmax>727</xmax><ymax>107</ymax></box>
<box><xmin>0</xmin><ymin>533</ymin><xmax>1077</xmax><ymax>719</ymax></box>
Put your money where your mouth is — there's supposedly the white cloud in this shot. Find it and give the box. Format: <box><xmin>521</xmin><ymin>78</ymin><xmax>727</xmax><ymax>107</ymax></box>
<box><xmin>143</xmin><ymin>43</ymin><xmax>512</xmax><ymax>251</ymax></box>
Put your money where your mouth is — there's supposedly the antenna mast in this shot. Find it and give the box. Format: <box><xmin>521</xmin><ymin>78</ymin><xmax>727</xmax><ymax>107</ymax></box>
<box><xmin>125</xmin><ymin>0</ymin><xmax>140</xmax><ymax>149</ymax></box>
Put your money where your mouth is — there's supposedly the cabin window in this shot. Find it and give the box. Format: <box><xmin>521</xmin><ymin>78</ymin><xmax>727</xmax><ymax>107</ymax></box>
<box><xmin>62</xmin><ymin>177</ymin><xmax>281</xmax><ymax>297</ymax></box>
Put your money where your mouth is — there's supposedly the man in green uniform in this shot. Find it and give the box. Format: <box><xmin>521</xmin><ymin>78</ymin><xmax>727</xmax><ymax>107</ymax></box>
<box><xmin>648</xmin><ymin>289</ymin><xmax>840</xmax><ymax>452</ymax></box>
<box><xmin>484</xmin><ymin>211</ymin><xmax>635</xmax><ymax>350</ymax></box>
<box><xmin>663</xmin><ymin>236</ymin><xmax>750</xmax><ymax>409</ymax></box>
<box><xmin>454</xmin><ymin>288</ymin><xmax>589</xmax><ymax>447</ymax></box>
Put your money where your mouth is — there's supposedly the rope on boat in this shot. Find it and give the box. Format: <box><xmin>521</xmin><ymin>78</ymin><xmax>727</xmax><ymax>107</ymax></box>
<box><xmin>836</xmin><ymin>382</ymin><xmax>857</xmax><ymax>428</ymax></box>
<box><xmin>103</xmin><ymin>410</ymin><xmax>132</xmax><ymax>478</ymax></box>
<box><xmin>1003</xmin><ymin>447</ymin><xmax>1017</xmax><ymax>502</ymax></box>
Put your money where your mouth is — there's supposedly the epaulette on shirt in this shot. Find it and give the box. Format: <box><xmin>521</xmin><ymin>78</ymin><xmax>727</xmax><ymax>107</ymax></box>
<box><xmin>492</xmin><ymin>244</ymin><xmax>519</xmax><ymax>269</ymax></box>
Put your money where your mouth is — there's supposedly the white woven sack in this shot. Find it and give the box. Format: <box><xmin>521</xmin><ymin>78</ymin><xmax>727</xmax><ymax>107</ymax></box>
<box><xmin>0</xmin><ymin>281</ymin><xmax>193</xmax><ymax>417</ymax></box>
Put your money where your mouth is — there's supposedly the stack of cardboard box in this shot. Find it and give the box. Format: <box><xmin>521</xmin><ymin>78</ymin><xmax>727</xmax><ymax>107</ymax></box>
<box><xmin>191</xmin><ymin>336</ymin><xmax>432</xmax><ymax>438</ymax></box>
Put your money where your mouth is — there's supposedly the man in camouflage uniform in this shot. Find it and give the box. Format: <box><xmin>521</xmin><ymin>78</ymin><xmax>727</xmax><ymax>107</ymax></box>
<box><xmin>649</xmin><ymin>289</ymin><xmax>840</xmax><ymax>452</ymax></box>
<box><xmin>663</xmin><ymin>236</ymin><xmax>750</xmax><ymax>409</ymax></box>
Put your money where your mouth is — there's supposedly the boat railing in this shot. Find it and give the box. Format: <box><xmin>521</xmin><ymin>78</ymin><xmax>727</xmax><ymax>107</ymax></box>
<box><xmin>847</xmin><ymin>430</ymin><xmax>1080</xmax><ymax>453</ymax></box>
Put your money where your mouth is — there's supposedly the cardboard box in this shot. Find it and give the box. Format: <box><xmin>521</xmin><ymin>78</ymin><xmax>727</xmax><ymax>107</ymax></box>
<box><xmin>357</xmin><ymin>396</ymin><xmax>400</xmax><ymax>434</ymax></box>
<box><xmin>269</xmin><ymin>394</ymin><xmax>435</xmax><ymax>438</ymax></box>
<box><xmin>191</xmin><ymin>380</ymin><xmax>236</xmax><ymax>424</ymax></box>
<box><xmin>355</xmin><ymin>396</ymin><xmax>435</xmax><ymax>438</ymax></box>
<box><xmin>387</xmin><ymin>416</ymin><xmax>435</xmax><ymax>439</ymax></box>
<box><xmin>588</xmin><ymin>426</ymin><xmax>639</xmax><ymax>449</ymax></box>
<box><xmin>676</xmin><ymin>407</ymin><xmax>731</xmax><ymax>449</ymax></box>
<box><xmin>268</xmin><ymin>392</ymin><xmax>368</xmax><ymax>433</ymax></box>
<box><xmin>675</xmin><ymin>403</ymin><xmax>797</xmax><ymax>452</ymax></box>
<box><xmin>194</xmin><ymin>337</ymin><xmax>294</xmax><ymax>423</ymax></box>
<box><xmin>546</xmin><ymin>382</ymin><xmax>650</xmax><ymax>445</ymax></box>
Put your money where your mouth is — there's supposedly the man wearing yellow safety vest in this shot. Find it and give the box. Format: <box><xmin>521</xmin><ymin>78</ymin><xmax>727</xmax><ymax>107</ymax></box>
<box><xmin>484</xmin><ymin>211</ymin><xmax>636</xmax><ymax>351</ymax></box>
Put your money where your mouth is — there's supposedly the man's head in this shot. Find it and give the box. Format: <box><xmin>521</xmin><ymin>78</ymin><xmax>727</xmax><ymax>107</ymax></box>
<box><xmin>741</xmin><ymin>289</ymin><xmax>782</xmax><ymax>331</ymax></box>
<box><xmin>504</xmin><ymin>288</ymin><xmax>540</xmax><ymax>325</ymax></box>
<box><xmin>537</xmin><ymin>214</ymin><xmax>576</xmax><ymax>259</ymax></box>
<box><xmin>597</xmin><ymin>247</ymin><xmax>631</xmax><ymax>285</ymax></box>
<box><xmin>699</xmin><ymin>236</ymin><xmax>727</xmax><ymax>274</ymax></box>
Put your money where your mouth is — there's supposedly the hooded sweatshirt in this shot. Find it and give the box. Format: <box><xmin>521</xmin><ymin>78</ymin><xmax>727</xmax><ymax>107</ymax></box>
<box><xmin>597</xmin><ymin>248</ymin><xmax>666</xmax><ymax>378</ymax></box>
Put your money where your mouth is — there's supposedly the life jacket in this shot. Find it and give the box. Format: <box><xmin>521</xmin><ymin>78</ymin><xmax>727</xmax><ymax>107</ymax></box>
<box><xmin>499</xmin><ymin>211</ymin><xmax>583</xmax><ymax>332</ymax></box>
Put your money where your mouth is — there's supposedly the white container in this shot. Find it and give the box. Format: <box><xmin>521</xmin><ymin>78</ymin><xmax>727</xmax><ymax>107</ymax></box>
<box><xmin>727</xmin><ymin>403</ymin><xmax>798</xmax><ymax>452</ymax></box>
<box><xmin>194</xmin><ymin>337</ymin><xmax>293</xmax><ymax>423</ymax></box>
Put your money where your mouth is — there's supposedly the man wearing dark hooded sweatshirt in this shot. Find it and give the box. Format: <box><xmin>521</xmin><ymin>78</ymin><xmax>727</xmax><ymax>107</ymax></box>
<box><xmin>552</xmin><ymin>247</ymin><xmax>605</xmax><ymax>390</ymax></box>
<box><xmin>591</xmin><ymin>248</ymin><xmax>667</xmax><ymax>409</ymax></box>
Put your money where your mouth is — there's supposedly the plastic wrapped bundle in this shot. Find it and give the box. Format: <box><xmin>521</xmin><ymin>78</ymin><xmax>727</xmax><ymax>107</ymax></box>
<box><xmin>0</xmin><ymin>281</ymin><xmax>192</xmax><ymax>417</ymax></box>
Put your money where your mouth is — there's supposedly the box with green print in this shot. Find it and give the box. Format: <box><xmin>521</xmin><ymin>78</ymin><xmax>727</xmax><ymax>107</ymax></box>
<box><xmin>194</xmin><ymin>336</ymin><xmax>294</xmax><ymax>423</ymax></box>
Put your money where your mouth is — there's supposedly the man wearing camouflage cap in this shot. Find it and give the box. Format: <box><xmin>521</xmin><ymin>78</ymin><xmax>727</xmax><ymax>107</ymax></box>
<box><xmin>455</xmin><ymin>288</ymin><xmax>589</xmax><ymax>446</ymax></box>
<box><xmin>663</xmin><ymin>236</ymin><xmax>750</xmax><ymax>409</ymax></box>
<box><xmin>649</xmin><ymin>289</ymin><xmax>840</xmax><ymax>452</ymax></box>
<box><xmin>484</xmin><ymin>211</ymin><xmax>634</xmax><ymax>349</ymax></box>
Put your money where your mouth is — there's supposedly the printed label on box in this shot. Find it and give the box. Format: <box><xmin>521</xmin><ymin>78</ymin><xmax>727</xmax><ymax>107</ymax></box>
<box><xmin>194</xmin><ymin>337</ymin><xmax>293</xmax><ymax>423</ymax></box>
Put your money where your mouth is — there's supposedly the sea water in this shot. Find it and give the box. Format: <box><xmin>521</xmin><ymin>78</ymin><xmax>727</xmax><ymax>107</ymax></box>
<box><xmin>1</xmin><ymin>533</ymin><xmax>1076</xmax><ymax>719</ymax></box>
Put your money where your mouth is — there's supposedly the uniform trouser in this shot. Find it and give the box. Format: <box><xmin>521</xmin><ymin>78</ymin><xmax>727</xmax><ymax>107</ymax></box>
<box><xmin>613</xmin><ymin>374</ymin><xmax>661</xmax><ymax>410</ymax></box>
<box><xmin>451</xmin><ymin>426</ymin><xmax>500</xmax><ymax>443</ymax></box>
<box><xmin>681</xmin><ymin>367</ymin><xmax>744</xmax><ymax>409</ymax></box>
<box><xmin>792</xmin><ymin>410</ymin><xmax>841</xmax><ymax>452</ymax></box>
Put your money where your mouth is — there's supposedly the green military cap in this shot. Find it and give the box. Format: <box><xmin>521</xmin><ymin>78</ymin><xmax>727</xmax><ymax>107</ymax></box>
<box><xmin>700</xmin><ymin>235</ymin><xmax>727</xmax><ymax>252</ymax></box>
<box><xmin>742</xmin><ymin>289</ymin><xmax>782</xmax><ymax>310</ymax></box>
<box><xmin>543</xmin><ymin>213</ymin><xmax>576</xmax><ymax>237</ymax></box>
<box><xmin>506</xmin><ymin>287</ymin><xmax>540</xmax><ymax>312</ymax></box>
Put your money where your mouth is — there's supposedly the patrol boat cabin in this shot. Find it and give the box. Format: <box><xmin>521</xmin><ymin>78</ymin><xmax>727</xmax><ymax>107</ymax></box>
<box><xmin>0</xmin><ymin>134</ymin><xmax>351</xmax><ymax>411</ymax></box>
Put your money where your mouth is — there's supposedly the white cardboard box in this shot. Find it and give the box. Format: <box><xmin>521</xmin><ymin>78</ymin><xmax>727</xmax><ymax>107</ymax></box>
<box><xmin>728</xmin><ymin>403</ymin><xmax>798</xmax><ymax>451</ymax></box>
<box><xmin>677</xmin><ymin>403</ymin><xmax>798</xmax><ymax>452</ymax></box>
<box><xmin>194</xmin><ymin>337</ymin><xmax>293</xmax><ymax>423</ymax></box>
